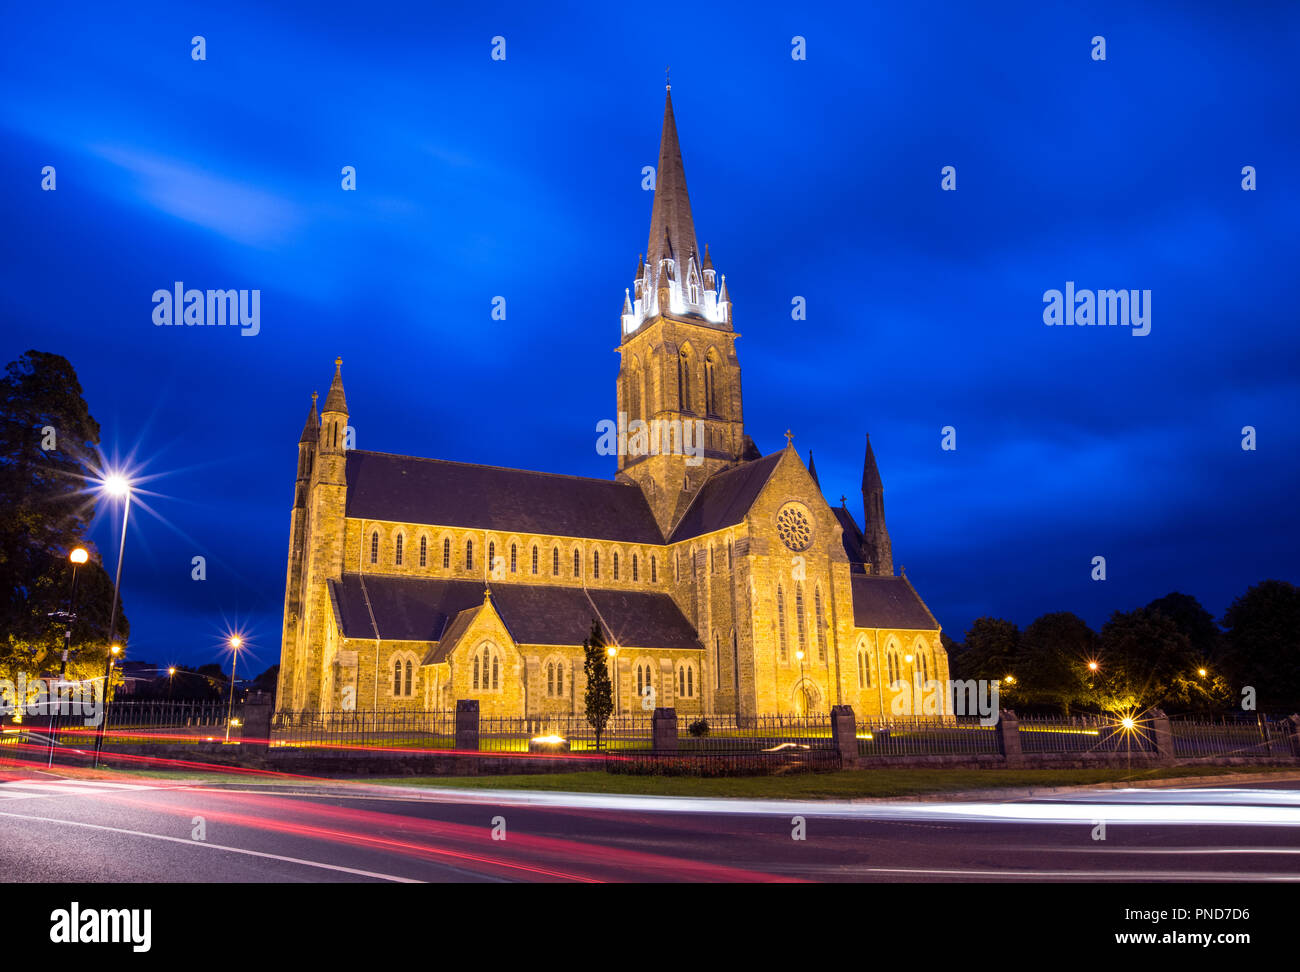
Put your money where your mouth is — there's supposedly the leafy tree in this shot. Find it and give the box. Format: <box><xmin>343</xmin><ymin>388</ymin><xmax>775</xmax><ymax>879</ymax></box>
<box><xmin>0</xmin><ymin>351</ymin><xmax>127</xmax><ymax>681</ymax></box>
<box><xmin>950</xmin><ymin>617</ymin><xmax>1020</xmax><ymax>683</ymax></box>
<box><xmin>582</xmin><ymin>620</ymin><xmax>613</xmax><ymax>749</ymax></box>
<box><xmin>1017</xmin><ymin>612</ymin><xmax>1098</xmax><ymax>714</ymax></box>
<box><xmin>1095</xmin><ymin>608</ymin><xmax>1224</xmax><ymax>714</ymax></box>
<box><xmin>253</xmin><ymin>664</ymin><xmax>280</xmax><ymax>699</ymax></box>
<box><xmin>1221</xmin><ymin>580</ymin><xmax>1300</xmax><ymax>712</ymax></box>
<box><xmin>1146</xmin><ymin>592</ymin><xmax>1223</xmax><ymax>668</ymax></box>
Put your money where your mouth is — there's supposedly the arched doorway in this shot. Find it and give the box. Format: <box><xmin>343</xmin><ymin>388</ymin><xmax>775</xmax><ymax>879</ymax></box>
<box><xmin>792</xmin><ymin>680</ymin><xmax>821</xmax><ymax>716</ymax></box>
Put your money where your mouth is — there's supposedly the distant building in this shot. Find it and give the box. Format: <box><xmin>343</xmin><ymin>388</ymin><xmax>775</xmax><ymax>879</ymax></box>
<box><xmin>276</xmin><ymin>88</ymin><xmax>947</xmax><ymax>718</ymax></box>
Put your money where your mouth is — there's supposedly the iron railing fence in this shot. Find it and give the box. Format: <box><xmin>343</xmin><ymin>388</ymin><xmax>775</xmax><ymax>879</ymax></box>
<box><xmin>1016</xmin><ymin>713</ymin><xmax>1123</xmax><ymax>755</ymax></box>
<box><xmin>858</xmin><ymin>715</ymin><xmax>1001</xmax><ymax>757</ymax></box>
<box><xmin>42</xmin><ymin>699</ymin><xmax>241</xmax><ymax>747</ymax></box>
<box><xmin>270</xmin><ymin>709</ymin><xmax>456</xmax><ymax>750</ymax></box>
<box><xmin>478</xmin><ymin>714</ymin><xmax>654</xmax><ymax>753</ymax></box>
<box><xmin>675</xmin><ymin>713</ymin><xmax>836</xmax><ymax>753</ymax></box>
<box><xmin>1170</xmin><ymin>713</ymin><xmax>1294</xmax><ymax>759</ymax></box>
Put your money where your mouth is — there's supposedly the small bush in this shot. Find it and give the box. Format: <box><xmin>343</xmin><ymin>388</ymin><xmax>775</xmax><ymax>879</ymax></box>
<box><xmin>688</xmin><ymin>718</ymin><xmax>711</xmax><ymax>737</ymax></box>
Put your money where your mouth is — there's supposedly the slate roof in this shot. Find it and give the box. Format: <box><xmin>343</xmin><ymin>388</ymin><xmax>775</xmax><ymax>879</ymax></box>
<box><xmin>669</xmin><ymin>451</ymin><xmax>782</xmax><ymax>542</ymax></box>
<box><xmin>832</xmin><ymin>505</ymin><xmax>866</xmax><ymax>568</ymax></box>
<box><xmin>328</xmin><ymin>574</ymin><xmax>702</xmax><ymax>656</ymax></box>
<box><xmin>850</xmin><ymin>575</ymin><xmax>940</xmax><ymax>631</ymax></box>
<box><xmin>344</xmin><ymin>451</ymin><xmax>664</xmax><ymax>544</ymax></box>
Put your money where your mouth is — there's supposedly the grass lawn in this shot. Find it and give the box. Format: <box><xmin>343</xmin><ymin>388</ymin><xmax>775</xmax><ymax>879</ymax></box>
<box><xmin>361</xmin><ymin>764</ymin><xmax>1297</xmax><ymax>800</ymax></box>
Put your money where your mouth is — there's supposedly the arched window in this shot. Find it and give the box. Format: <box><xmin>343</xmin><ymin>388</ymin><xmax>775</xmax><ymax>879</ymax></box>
<box><xmin>613</xmin><ymin>552</ymin><xmax>619</xmax><ymax>580</ymax></box>
<box><xmin>688</xmin><ymin>665</ymin><xmax>693</xmax><ymax>698</ymax></box>
<box><xmin>393</xmin><ymin>659</ymin><xmax>402</xmax><ymax>695</ymax></box>
<box><xmin>593</xmin><ymin>550</ymin><xmax>600</xmax><ymax>579</ymax></box>
<box><xmin>552</xmin><ymin>546</ymin><xmax>560</xmax><ymax>576</ymax></box>
<box><xmin>370</xmin><ymin>531</ymin><xmax>379</xmax><ymax>564</ymax></box>
<box><xmin>492</xmin><ymin>652</ymin><xmax>499</xmax><ymax>690</ymax></box>
<box><xmin>795</xmin><ymin>583</ymin><xmax>807</xmax><ymax>655</ymax></box>
<box><xmin>636</xmin><ymin>664</ymin><xmax>645</xmax><ymax>698</ymax></box>
<box><xmin>474</xmin><ymin>644</ymin><xmax>500</xmax><ymax>692</ymax></box>
<box><xmin>531</xmin><ymin>545</ymin><xmax>538</xmax><ymax>575</ymax></box>
<box><xmin>777</xmin><ymin>587</ymin><xmax>788</xmax><ymax>662</ymax></box>
<box><xmin>678</xmin><ymin>349</ymin><xmax>689</xmax><ymax>411</ymax></box>
<box><xmin>632</xmin><ymin>554</ymin><xmax>639</xmax><ymax>582</ymax></box>
<box><xmin>442</xmin><ymin>537</ymin><xmax>451</xmax><ymax>569</ymax></box>
<box><xmin>465</xmin><ymin>539</ymin><xmax>474</xmax><ymax>570</ymax></box>
<box><xmin>419</xmin><ymin>536</ymin><xmax>427</xmax><ymax>567</ymax></box>
<box><xmin>488</xmin><ymin>541</ymin><xmax>495</xmax><ymax>573</ymax></box>
<box><xmin>395</xmin><ymin>534</ymin><xmax>404</xmax><ymax>566</ymax></box>
<box><xmin>404</xmin><ymin>659</ymin><xmax>412</xmax><ymax>697</ymax></box>
<box><xmin>555</xmin><ymin>662</ymin><xmax>563</xmax><ymax>696</ymax></box>
<box><xmin>704</xmin><ymin>353</ymin><xmax>716</xmax><ymax>414</ymax></box>
<box><xmin>573</xmin><ymin>548</ymin><xmax>581</xmax><ymax>577</ymax></box>
<box><xmin>651</xmin><ymin>555</ymin><xmax>657</xmax><ymax>583</ymax></box>
<box><xmin>677</xmin><ymin>665</ymin><xmax>685</xmax><ymax>696</ymax></box>
<box><xmin>473</xmin><ymin>653</ymin><xmax>481</xmax><ymax>690</ymax></box>
<box><xmin>814</xmin><ymin>588</ymin><xmax>826</xmax><ymax>662</ymax></box>
<box><xmin>510</xmin><ymin>543</ymin><xmax>517</xmax><ymax>573</ymax></box>
<box><xmin>547</xmin><ymin>663</ymin><xmax>555</xmax><ymax>697</ymax></box>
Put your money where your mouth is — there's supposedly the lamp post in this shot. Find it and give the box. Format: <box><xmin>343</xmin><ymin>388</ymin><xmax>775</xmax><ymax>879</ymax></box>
<box><xmin>47</xmin><ymin>547</ymin><xmax>89</xmax><ymax>768</ymax></box>
<box><xmin>606</xmin><ymin>645</ymin><xmax>618</xmax><ymax>718</ymax></box>
<box><xmin>795</xmin><ymin>649</ymin><xmax>806</xmax><ymax>716</ymax></box>
<box><xmin>92</xmin><ymin>474</ymin><xmax>132</xmax><ymax>769</ymax></box>
<box><xmin>225</xmin><ymin>635</ymin><xmax>242</xmax><ymax>743</ymax></box>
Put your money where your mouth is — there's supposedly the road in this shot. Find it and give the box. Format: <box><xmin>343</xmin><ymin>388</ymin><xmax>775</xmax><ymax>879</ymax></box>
<box><xmin>2</xmin><ymin>770</ymin><xmax>1300</xmax><ymax>882</ymax></box>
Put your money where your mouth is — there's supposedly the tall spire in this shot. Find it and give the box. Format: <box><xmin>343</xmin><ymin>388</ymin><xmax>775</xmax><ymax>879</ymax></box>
<box><xmin>861</xmin><ymin>433</ymin><xmax>882</xmax><ymax>492</ymax></box>
<box><xmin>860</xmin><ymin>434</ymin><xmax>893</xmax><ymax>576</ymax></box>
<box><xmin>299</xmin><ymin>392</ymin><xmax>319</xmax><ymax>443</ymax></box>
<box><xmin>322</xmin><ymin>356</ymin><xmax>348</xmax><ymax>415</ymax></box>
<box><xmin>645</xmin><ymin>87</ymin><xmax>700</xmax><ymax>278</ymax></box>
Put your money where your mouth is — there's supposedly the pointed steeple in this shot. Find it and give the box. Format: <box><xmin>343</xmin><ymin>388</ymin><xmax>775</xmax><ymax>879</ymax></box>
<box><xmin>807</xmin><ymin>449</ymin><xmax>819</xmax><ymax>487</ymax></box>
<box><xmin>645</xmin><ymin>87</ymin><xmax>700</xmax><ymax>277</ymax></box>
<box><xmin>702</xmin><ymin>243</ymin><xmax>713</xmax><ymax>273</ymax></box>
<box><xmin>860</xmin><ymin>434</ymin><xmax>893</xmax><ymax>576</ymax></box>
<box><xmin>322</xmin><ymin>357</ymin><xmax>348</xmax><ymax>415</ymax></box>
<box><xmin>299</xmin><ymin>392</ymin><xmax>319</xmax><ymax>443</ymax></box>
<box><xmin>861</xmin><ymin>433</ymin><xmax>882</xmax><ymax>492</ymax></box>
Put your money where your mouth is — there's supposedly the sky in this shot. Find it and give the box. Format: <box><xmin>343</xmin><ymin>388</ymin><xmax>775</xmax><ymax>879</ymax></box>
<box><xmin>2</xmin><ymin>1</ymin><xmax>1298</xmax><ymax>674</ymax></box>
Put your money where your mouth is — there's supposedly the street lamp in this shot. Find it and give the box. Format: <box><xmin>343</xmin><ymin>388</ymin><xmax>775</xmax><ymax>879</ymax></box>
<box><xmin>1198</xmin><ymin>668</ymin><xmax>1208</xmax><ymax>678</ymax></box>
<box><xmin>606</xmin><ymin>645</ymin><xmax>618</xmax><ymax>717</ymax></box>
<box><xmin>225</xmin><ymin>635</ymin><xmax>242</xmax><ymax>743</ymax></box>
<box><xmin>48</xmin><ymin>546</ymin><xmax>90</xmax><ymax>767</ymax></box>
<box><xmin>92</xmin><ymin>473</ymin><xmax>133</xmax><ymax>769</ymax></box>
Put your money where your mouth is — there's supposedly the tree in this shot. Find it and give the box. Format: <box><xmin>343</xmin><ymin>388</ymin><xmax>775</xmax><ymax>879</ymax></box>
<box><xmin>951</xmin><ymin>617</ymin><xmax>1020</xmax><ymax>683</ymax></box>
<box><xmin>1221</xmin><ymin>580</ymin><xmax>1300</xmax><ymax>712</ymax></box>
<box><xmin>1095</xmin><ymin>608</ymin><xmax>1224</xmax><ymax>714</ymax></box>
<box><xmin>582</xmin><ymin>620</ymin><xmax>614</xmax><ymax>750</ymax></box>
<box><xmin>1018</xmin><ymin>612</ymin><xmax>1098</xmax><ymax>714</ymax></box>
<box><xmin>0</xmin><ymin>351</ymin><xmax>126</xmax><ymax>679</ymax></box>
<box><xmin>1145</xmin><ymin>592</ymin><xmax>1223</xmax><ymax>668</ymax></box>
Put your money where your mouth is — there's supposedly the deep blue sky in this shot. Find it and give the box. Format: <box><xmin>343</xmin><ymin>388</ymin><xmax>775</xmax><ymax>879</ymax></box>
<box><xmin>3</xmin><ymin>2</ymin><xmax>1297</xmax><ymax>674</ymax></box>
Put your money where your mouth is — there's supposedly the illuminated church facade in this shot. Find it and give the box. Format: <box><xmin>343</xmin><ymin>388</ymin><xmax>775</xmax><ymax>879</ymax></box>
<box><xmin>275</xmin><ymin>88</ymin><xmax>948</xmax><ymax>719</ymax></box>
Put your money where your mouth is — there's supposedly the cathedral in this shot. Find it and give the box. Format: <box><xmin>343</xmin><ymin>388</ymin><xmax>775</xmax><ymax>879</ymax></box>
<box><xmin>275</xmin><ymin>87</ymin><xmax>949</xmax><ymax>720</ymax></box>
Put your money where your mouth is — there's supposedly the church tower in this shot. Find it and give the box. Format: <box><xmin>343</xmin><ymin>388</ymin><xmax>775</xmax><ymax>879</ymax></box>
<box><xmin>861</xmin><ymin>434</ymin><xmax>894</xmax><ymax>576</ymax></box>
<box><xmin>617</xmin><ymin>85</ymin><xmax>748</xmax><ymax>534</ymax></box>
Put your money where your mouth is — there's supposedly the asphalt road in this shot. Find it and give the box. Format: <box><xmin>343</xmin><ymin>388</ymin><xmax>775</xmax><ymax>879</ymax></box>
<box><xmin>3</xmin><ymin>771</ymin><xmax>1300</xmax><ymax>882</ymax></box>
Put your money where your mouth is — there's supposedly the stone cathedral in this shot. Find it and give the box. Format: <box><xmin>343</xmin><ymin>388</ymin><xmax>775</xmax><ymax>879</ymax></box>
<box><xmin>276</xmin><ymin>88</ymin><xmax>948</xmax><ymax>719</ymax></box>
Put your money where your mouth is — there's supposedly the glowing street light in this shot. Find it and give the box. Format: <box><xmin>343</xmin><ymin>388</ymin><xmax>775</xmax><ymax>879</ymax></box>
<box><xmin>1088</xmin><ymin>660</ymin><xmax>1099</xmax><ymax>672</ymax></box>
<box><xmin>1004</xmin><ymin>674</ymin><xmax>1016</xmax><ymax>685</ymax></box>
<box><xmin>49</xmin><ymin>546</ymin><xmax>91</xmax><ymax>768</ymax></box>
<box><xmin>225</xmin><ymin>634</ymin><xmax>244</xmax><ymax>743</ymax></box>
<box><xmin>93</xmin><ymin>472</ymin><xmax>134</xmax><ymax>769</ymax></box>
<box><xmin>1198</xmin><ymin>668</ymin><xmax>1208</xmax><ymax>678</ymax></box>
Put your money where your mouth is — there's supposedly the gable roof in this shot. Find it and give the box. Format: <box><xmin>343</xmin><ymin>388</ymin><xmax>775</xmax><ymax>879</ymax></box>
<box><xmin>850</xmin><ymin>574</ymin><xmax>940</xmax><ymax>631</ymax></box>
<box><xmin>329</xmin><ymin>574</ymin><xmax>702</xmax><ymax>655</ymax></box>
<box><xmin>669</xmin><ymin>451</ymin><xmax>783</xmax><ymax>542</ymax></box>
<box><xmin>832</xmin><ymin>505</ymin><xmax>865</xmax><ymax>567</ymax></box>
<box><xmin>345</xmin><ymin>451</ymin><xmax>664</xmax><ymax>544</ymax></box>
